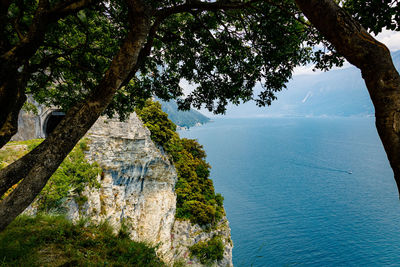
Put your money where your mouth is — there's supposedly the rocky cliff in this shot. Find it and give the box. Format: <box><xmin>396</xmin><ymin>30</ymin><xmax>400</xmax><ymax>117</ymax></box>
<box><xmin>62</xmin><ymin>113</ymin><xmax>233</xmax><ymax>266</ymax></box>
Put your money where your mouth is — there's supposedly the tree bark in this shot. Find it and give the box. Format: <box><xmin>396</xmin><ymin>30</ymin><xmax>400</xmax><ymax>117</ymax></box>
<box><xmin>0</xmin><ymin>0</ymin><xmax>151</xmax><ymax>232</ymax></box>
<box><xmin>295</xmin><ymin>0</ymin><xmax>400</xmax><ymax>195</ymax></box>
<box><xmin>0</xmin><ymin>82</ymin><xmax>26</xmax><ymax>148</ymax></box>
<box><xmin>0</xmin><ymin>67</ymin><xmax>30</xmax><ymax>148</ymax></box>
<box><xmin>0</xmin><ymin>0</ymin><xmax>96</xmax><ymax>150</ymax></box>
<box><xmin>0</xmin><ymin>0</ymin><xmax>257</xmax><ymax>232</ymax></box>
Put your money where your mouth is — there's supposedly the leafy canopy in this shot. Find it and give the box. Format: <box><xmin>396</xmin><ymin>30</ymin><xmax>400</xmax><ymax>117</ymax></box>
<box><xmin>342</xmin><ymin>0</ymin><xmax>400</xmax><ymax>35</ymax></box>
<box><xmin>3</xmin><ymin>0</ymin><xmax>359</xmax><ymax>119</ymax></box>
<box><xmin>3</xmin><ymin>1</ymin><xmax>399</xmax><ymax>119</ymax></box>
<box><xmin>4</xmin><ymin>0</ymin><xmax>400</xmax><ymax>119</ymax></box>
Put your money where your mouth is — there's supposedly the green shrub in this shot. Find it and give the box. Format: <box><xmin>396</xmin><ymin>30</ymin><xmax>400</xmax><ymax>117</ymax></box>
<box><xmin>0</xmin><ymin>139</ymin><xmax>101</xmax><ymax>211</ymax></box>
<box><xmin>136</xmin><ymin>100</ymin><xmax>225</xmax><ymax>226</ymax></box>
<box><xmin>189</xmin><ymin>236</ymin><xmax>224</xmax><ymax>265</ymax></box>
<box><xmin>135</xmin><ymin>100</ymin><xmax>176</xmax><ymax>146</ymax></box>
<box><xmin>22</xmin><ymin>102</ymin><xmax>39</xmax><ymax>115</ymax></box>
<box><xmin>35</xmin><ymin>139</ymin><xmax>101</xmax><ymax>212</ymax></box>
<box><xmin>0</xmin><ymin>214</ymin><xmax>165</xmax><ymax>266</ymax></box>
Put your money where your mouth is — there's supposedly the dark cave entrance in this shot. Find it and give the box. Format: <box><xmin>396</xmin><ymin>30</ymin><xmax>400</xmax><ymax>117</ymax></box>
<box><xmin>43</xmin><ymin>111</ymin><xmax>65</xmax><ymax>137</ymax></box>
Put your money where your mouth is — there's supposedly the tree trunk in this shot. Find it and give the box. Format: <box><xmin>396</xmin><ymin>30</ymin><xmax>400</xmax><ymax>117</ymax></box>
<box><xmin>0</xmin><ymin>0</ymin><xmax>95</xmax><ymax>150</ymax></box>
<box><xmin>0</xmin><ymin>1</ymin><xmax>151</xmax><ymax>231</ymax></box>
<box><xmin>0</xmin><ymin>73</ymin><xmax>28</xmax><ymax>148</ymax></box>
<box><xmin>295</xmin><ymin>0</ymin><xmax>400</xmax><ymax>195</ymax></box>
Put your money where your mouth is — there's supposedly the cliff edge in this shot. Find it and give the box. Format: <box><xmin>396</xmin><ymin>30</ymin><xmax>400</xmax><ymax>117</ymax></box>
<box><xmin>8</xmin><ymin>100</ymin><xmax>233</xmax><ymax>266</ymax></box>
<box><xmin>58</xmin><ymin>112</ymin><xmax>232</xmax><ymax>266</ymax></box>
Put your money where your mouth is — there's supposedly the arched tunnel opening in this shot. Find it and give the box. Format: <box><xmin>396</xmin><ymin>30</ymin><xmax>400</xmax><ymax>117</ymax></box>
<box><xmin>43</xmin><ymin>111</ymin><xmax>65</xmax><ymax>137</ymax></box>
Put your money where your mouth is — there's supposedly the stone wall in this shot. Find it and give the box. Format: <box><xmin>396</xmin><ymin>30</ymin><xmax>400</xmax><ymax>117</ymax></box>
<box><xmin>11</xmin><ymin>101</ymin><xmax>59</xmax><ymax>141</ymax></box>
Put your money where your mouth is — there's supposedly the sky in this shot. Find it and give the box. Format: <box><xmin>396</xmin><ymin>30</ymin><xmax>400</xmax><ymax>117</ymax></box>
<box><xmin>186</xmin><ymin>29</ymin><xmax>400</xmax><ymax>118</ymax></box>
<box><xmin>182</xmin><ymin>29</ymin><xmax>400</xmax><ymax>93</ymax></box>
<box><xmin>293</xmin><ymin>29</ymin><xmax>400</xmax><ymax>76</ymax></box>
<box><xmin>376</xmin><ymin>29</ymin><xmax>400</xmax><ymax>51</ymax></box>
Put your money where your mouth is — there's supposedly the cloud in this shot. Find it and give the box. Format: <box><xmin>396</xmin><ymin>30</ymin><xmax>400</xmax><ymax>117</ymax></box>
<box><xmin>293</xmin><ymin>29</ymin><xmax>400</xmax><ymax>76</ymax></box>
<box><xmin>293</xmin><ymin>61</ymin><xmax>352</xmax><ymax>76</ymax></box>
<box><xmin>292</xmin><ymin>65</ymin><xmax>320</xmax><ymax>76</ymax></box>
<box><xmin>375</xmin><ymin>29</ymin><xmax>400</xmax><ymax>51</ymax></box>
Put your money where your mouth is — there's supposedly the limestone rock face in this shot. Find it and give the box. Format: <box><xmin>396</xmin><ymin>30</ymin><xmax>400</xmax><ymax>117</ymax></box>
<box><xmin>67</xmin><ymin>113</ymin><xmax>176</xmax><ymax>260</ymax></box>
<box><xmin>170</xmin><ymin>219</ymin><xmax>233</xmax><ymax>267</ymax></box>
<box><xmin>60</xmin><ymin>113</ymin><xmax>233</xmax><ymax>266</ymax></box>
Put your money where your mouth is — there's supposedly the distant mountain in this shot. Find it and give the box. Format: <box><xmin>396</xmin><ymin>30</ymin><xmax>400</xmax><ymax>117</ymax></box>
<box><xmin>156</xmin><ymin>98</ymin><xmax>210</xmax><ymax>128</ymax></box>
<box><xmin>218</xmin><ymin>50</ymin><xmax>400</xmax><ymax>118</ymax></box>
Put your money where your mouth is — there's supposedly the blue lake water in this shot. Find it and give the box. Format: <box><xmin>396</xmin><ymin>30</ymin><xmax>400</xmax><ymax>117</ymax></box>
<box><xmin>179</xmin><ymin>117</ymin><xmax>400</xmax><ymax>266</ymax></box>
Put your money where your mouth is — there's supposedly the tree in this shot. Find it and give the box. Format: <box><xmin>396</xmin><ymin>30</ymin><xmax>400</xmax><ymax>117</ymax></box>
<box><xmin>294</xmin><ymin>0</ymin><xmax>400</xmax><ymax>194</ymax></box>
<box><xmin>0</xmin><ymin>0</ymin><xmax>399</xmax><ymax>231</ymax></box>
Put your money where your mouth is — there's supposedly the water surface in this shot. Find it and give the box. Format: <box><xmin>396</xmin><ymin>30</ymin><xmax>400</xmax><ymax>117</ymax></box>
<box><xmin>179</xmin><ymin>117</ymin><xmax>400</xmax><ymax>266</ymax></box>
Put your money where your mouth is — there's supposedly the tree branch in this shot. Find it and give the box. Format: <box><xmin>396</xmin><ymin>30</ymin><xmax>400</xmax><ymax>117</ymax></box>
<box><xmin>0</xmin><ymin>0</ymin><xmax>14</xmax><ymax>53</ymax></box>
<box><xmin>0</xmin><ymin>0</ymin><xmax>98</xmax><ymax>147</ymax></box>
<box><xmin>295</xmin><ymin>0</ymin><xmax>400</xmax><ymax>197</ymax></box>
<box><xmin>155</xmin><ymin>0</ymin><xmax>261</xmax><ymax>18</ymax></box>
<box><xmin>47</xmin><ymin>0</ymin><xmax>96</xmax><ymax>20</ymax></box>
<box><xmin>120</xmin><ymin>18</ymin><xmax>162</xmax><ymax>89</ymax></box>
<box><xmin>1</xmin><ymin>0</ymin><xmax>96</xmax><ymax>67</ymax></box>
<box><xmin>0</xmin><ymin>0</ymin><xmax>152</xmax><ymax>231</ymax></box>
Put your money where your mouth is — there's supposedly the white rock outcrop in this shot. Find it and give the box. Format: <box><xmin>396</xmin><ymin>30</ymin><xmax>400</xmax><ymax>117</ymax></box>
<box><xmin>170</xmin><ymin>219</ymin><xmax>233</xmax><ymax>267</ymax></box>
<box><xmin>64</xmin><ymin>113</ymin><xmax>233</xmax><ymax>266</ymax></box>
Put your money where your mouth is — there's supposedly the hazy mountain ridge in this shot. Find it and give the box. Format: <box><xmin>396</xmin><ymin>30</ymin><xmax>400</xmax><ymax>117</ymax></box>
<box><xmin>218</xmin><ymin>50</ymin><xmax>400</xmax><ymax>118</ymax></box>
<box><xmin>157</xmin><ymin>98</ymin><xmax>210</xmax><ymax>128</ymax></box>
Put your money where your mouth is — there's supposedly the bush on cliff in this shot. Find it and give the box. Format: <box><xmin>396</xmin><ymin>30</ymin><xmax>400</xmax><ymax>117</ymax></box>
<box><xmin>0</xmin><ymin>214</ymin><xmax>164</xmax><ymax>266</ymax></box>
<box><xmin>189</xmin><ymin>235</ymin><xmax>224</xmax><ymax>265</ymax></box>
<box><xmin>136</xmin><ymin>100</ymin><xmax>224</xmax><ymax>226</ymax></box>
<box><xmin>0</xmin><ymin>139</ymin><xmax>101</xmax><ymax>212</ymax></box>
<box><xmin>35</xmin><ymin>140</ymin><xmax>101</xmax><ymax>212</ymax></box>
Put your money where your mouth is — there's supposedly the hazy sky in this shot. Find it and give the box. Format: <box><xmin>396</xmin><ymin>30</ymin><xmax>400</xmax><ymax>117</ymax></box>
<box><xmin>294</xmin><ymin>29</ymin><xmax>400</xmax><ymax>76</ymax></box>
<box><xmin>186</xmin><ymin>29</ymin><xmax>400</xmax><ymax>117</ymax></box>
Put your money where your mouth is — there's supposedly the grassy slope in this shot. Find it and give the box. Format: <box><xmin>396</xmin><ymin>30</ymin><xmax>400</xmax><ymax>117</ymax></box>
<box><xmin>0</xmin><ymin>214</ymin><xmax>164</xmax><ymax>266</ymax></box>
<box><xmin>0</xmin><ymin>139</ymin><xmax>43</xmax><ymax>169</ymax></box>
<box><xmin>0</xmin><ymin>141</ymin><xmax>164</xmax><ymax>266</ymax></box>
